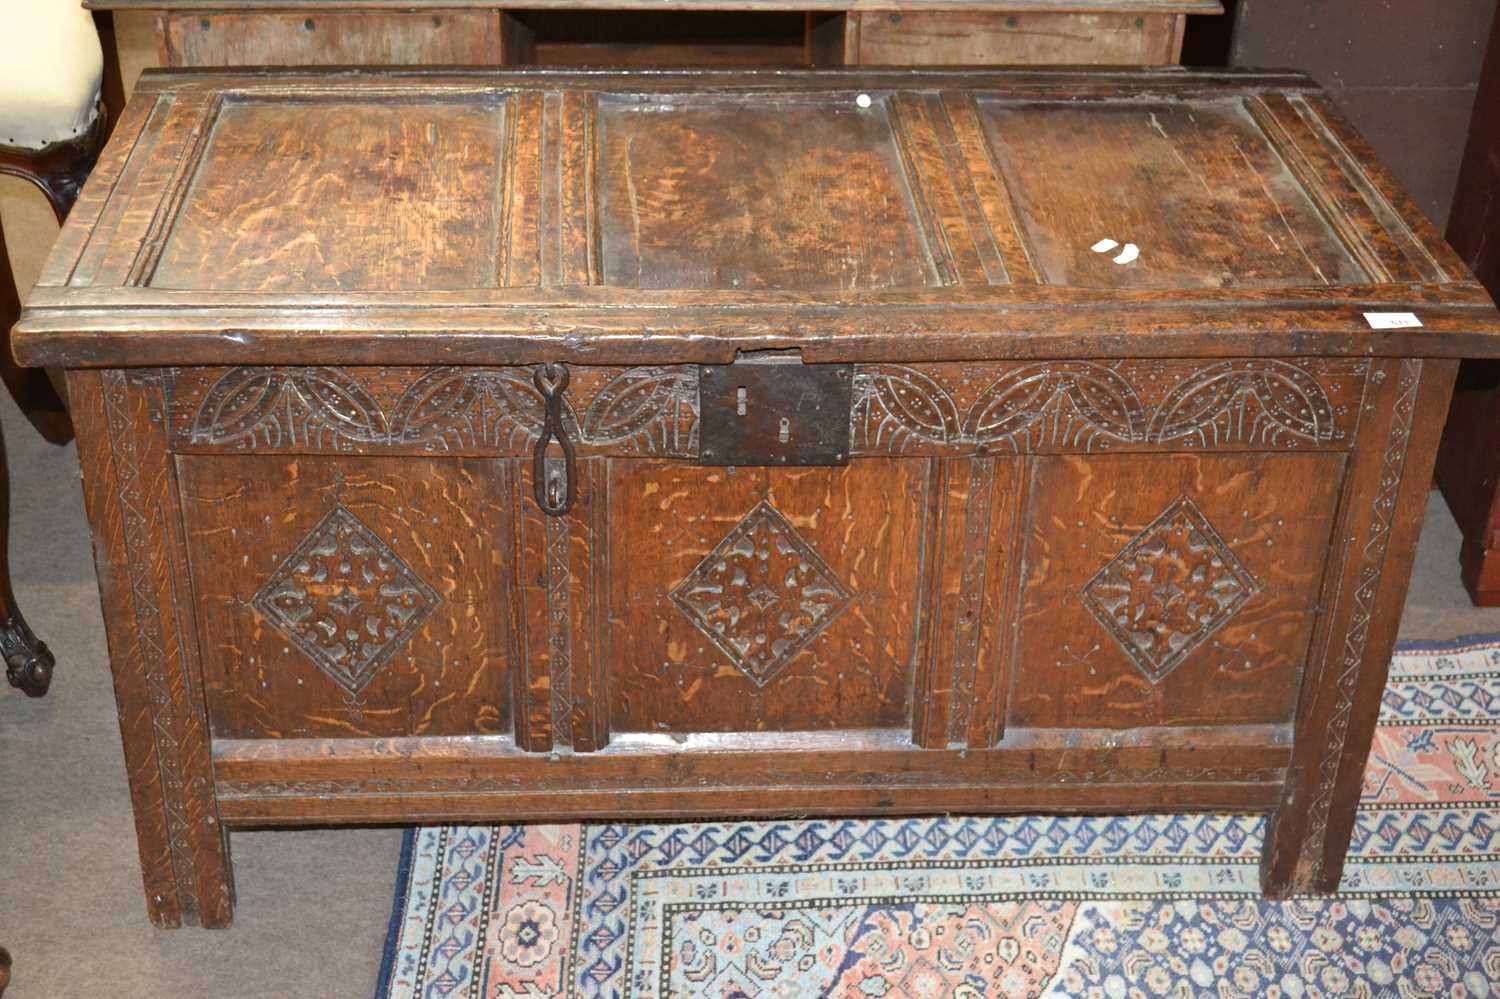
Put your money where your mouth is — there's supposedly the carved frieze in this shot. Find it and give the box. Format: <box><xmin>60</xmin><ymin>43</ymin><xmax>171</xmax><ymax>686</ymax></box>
<box><xmin>171</xmin><ymin>359</ymin><xmax>1362</xmax><ymax>458</ymax></box>
<box><xmin>850</xmin><ymin>359</ymin><xmax>1357</xmax><ymax>454</ymax></box>
<box><xmin>179</xmin><ymin>365</ymin><xmax>699</xmax><ymax>456</ymax></box>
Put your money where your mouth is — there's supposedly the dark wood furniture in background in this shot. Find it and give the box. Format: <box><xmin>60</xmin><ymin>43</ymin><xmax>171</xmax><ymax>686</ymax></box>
<box><xmin>88</xmin><ymin>0</ymin><xmax>1220</xmax><ymax>68</ymax></box>
<box><xmin>1436</xmin><ymin>10</ymin><xmax>1500</xmax><ymax>604</ymax></box>
<box><xmin>1229</xmin><ymin>0</ymin><xmax>1496</xmax><ymax>230</ymax></box>
<box><xmin>0</xmin><ymin>112</ymin><xmax>111</xmax><ymax>697</ymax></box>
<box><xmin>16</xmin><ymin>66</ymin><xmax>1500</xmax><ymax>928</ymax></box>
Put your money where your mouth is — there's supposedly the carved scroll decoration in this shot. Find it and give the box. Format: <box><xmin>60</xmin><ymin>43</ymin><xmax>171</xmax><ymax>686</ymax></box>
<box><xmin>188</xmin><ymin>365</ymin><xmax>699</xmax><ymax>455</ymax></box>
<box><xmin>851</xmin><ymin>360</ymin><xmax>1349</xmax><ymax>453</ymax></box>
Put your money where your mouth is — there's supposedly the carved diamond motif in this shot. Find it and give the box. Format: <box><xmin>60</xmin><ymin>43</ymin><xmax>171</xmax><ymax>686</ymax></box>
<box><xmin>670</xmin><ymin>500</ymin><xmax>853</xmax><ymax>686</ymax></box>
<box><xmin>251</xmin><ymin>506</ymin><xmax>440</xmax><ymax>695</ymax></box>
<box><xmin>1083</xmin><ymin>497</ymin><xmax>1258</xmax><ymax>683</ymax></box>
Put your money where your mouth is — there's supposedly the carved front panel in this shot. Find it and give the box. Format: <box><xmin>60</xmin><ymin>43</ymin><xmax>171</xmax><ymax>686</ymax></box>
<box><xmin>1010</xmin><ymin>451</ymin><xmax>1346</xmax><ymax>729</ymax></box>
<box><xmin>177</xmin><ymin>455</ymin><xmax>515</xmax><ymax>739</ymax></box>
<box><xmin>605</xmin><ymin>460</ymin><xmax>932</xmax><ymax>734</ymax></box>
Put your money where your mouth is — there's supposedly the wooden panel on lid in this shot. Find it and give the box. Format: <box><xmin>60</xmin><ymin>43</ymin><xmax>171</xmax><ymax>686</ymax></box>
<box><xmin>595</xmin><ymin>93</ymin><xmax>941</xmax><ymax>290</ymax></box>
<box><xmin>973</xmin><ymin>97</ymin><xmax>1367</xmax><ymax>288</ymax></box>
<box><xmin>150</xmin><ymin>97</ymin><xmax>509</xmax><ymax>291</ymax></box>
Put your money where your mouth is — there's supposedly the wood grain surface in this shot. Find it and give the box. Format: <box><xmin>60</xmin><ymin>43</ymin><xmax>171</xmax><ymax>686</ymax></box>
<box><xmin>176</xmin><ymin>455</ymin><xmax>516</xmax><ymax>740</ymax></box>
<box><xmin>1010</xmin><ymin>451</ymin><xmax>1345</xmax><ymax>729</ymax></box>
<box><xmin>976</xmin><ymin>98</ymin><xmax>1365</xmax><ymax>288</ymax></box>
<box><xmin>849</xmin><ymin>11</ymin><xmax>1186</xmax><ymax>65</ymax></box>
<box><xmin>596</xmin><ymin>95</ymin><xmax>938</xmax><ymax>290</ymax></box>
<box><xmin>151</xmin><ymin>98</ymin><xmax>508</xmax><ymax>292</ymax></box>
<box><xmin>157</xmin><ymin>11</ymin><xmax>507</xmax><ymax>67</ymax></box>
<box><xmin>86</xmin><ymin>0</ymin><xmax>1225</xmax><ymax>13</ymax></box>
<box><xmin>18</xmin><ymin>68</ymin><xmax>1498</xmax><ymax>369</ymax></box>
<box><xmin>605</xmin><ymin>460</ymin><xmax>925</xmax><ymax>734</ymax></box>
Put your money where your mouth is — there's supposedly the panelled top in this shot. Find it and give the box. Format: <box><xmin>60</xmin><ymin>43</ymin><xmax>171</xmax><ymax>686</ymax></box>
<box><xmin>16</xmin><ymin>67</ymin><xmax>1500</xmax><ymax>368</ymax></box>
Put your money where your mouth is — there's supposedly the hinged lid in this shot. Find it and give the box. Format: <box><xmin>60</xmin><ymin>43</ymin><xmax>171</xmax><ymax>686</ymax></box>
<box><xmin>16</xmin><ymin>66</ymin><xmax>1500</xmax><ymax>367</ymax></box>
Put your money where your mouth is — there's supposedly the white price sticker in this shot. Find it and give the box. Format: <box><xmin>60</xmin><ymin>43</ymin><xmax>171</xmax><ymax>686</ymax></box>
<box><xmin>1363</xmin><ymin>312</ymin><xmax>1423</xmax><ymax>330</ymax></box>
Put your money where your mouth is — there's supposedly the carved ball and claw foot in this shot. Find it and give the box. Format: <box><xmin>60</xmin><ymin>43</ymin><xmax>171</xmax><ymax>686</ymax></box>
<box><xmin>1</xmin><ymin>614</ymin><xmax>53</xmax><ymax>697</ymax></box>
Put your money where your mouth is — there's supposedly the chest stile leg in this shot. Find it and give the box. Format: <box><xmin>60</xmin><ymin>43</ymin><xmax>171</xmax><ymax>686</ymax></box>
<box><xmin>67</xmin><ymin>367</ymin><xmax>235</xmax><ymax>928</ymax></box>
<box><xmin>1261</xmin><ymin>357</ymin><xmax>1459</xmax><ymax>896</ymax></box>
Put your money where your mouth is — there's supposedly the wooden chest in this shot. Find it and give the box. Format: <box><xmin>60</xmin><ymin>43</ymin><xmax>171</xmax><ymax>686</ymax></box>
<box><xmin>16</xmin><ymin>67</ymin><xmax>1500</xmax><ymax>929</ymax></box>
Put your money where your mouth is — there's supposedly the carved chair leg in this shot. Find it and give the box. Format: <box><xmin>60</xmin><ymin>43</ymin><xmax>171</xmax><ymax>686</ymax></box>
<box><xmin>0</xmin><ymin>108</ymin><xmax>109</xmax><ymax>447</ymax></box>
<box><xmin>0</xmin><ymin>216</ymin><xmax>71</xmax><ymax>446</ymax></box>
<box><xmin>0</xmin><ymin>419</ymin><xmax>53</xmax><ymax>697</ymax></box>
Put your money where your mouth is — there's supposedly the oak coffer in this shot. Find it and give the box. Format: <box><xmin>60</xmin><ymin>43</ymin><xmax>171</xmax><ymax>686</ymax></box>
<box><xmin>15</xmin><ymin>67</ymin><xmax>1500</xmax><ymax>929</ymax></box>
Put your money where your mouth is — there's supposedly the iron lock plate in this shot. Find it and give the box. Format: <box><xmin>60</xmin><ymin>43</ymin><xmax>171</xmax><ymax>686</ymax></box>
<box><xmin>698</xmin><ymin>357</ymin><xmax>853</xmax><ymax>466</ymax></box>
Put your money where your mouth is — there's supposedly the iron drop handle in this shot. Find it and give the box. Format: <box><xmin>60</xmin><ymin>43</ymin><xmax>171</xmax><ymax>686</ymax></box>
<box><xmin>532</xmin><ymin>362</ymin><xmax>577</xmax><ymax>517</ymax></box>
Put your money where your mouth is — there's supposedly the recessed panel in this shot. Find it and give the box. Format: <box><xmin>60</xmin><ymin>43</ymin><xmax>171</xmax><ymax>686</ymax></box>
<box><xmin>178</xmin><ymin>455</ymin><xmax>514</xmax><ymax>739</ymax></box>
<box><xmin>1010</xmin><ymin>451</ymin><xmax>1345</xmax><ymax>730</ymax></box>
<box><xmin>152</xmin><ymin>98</ymin><xmax>507</xmax><ymax>291</ymax></box>
<box><xmin>596</xmin><ymin>95</ymin><xmax>939</xmax><ymax>290</ymax></box>
<box><xmin>976</xmin><ymin>98</ymin><xmax>1366</xmax><ymax>289</ymax></box>
<box><xmin>606</xmin><ymin>460</ymin><xmax>927</xmax><ymax>733</ymax></box>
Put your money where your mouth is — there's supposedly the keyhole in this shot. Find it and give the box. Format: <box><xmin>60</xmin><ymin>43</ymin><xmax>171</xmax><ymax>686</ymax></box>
<box><xmin>778</xmin><ymin>417</ymin><xmax>790</xmax><ymax>443</ymax></box>
<box><xmin>736</xmin><ymin>386</ymin><xmax>747</xmax><ymax>417</ymax></box>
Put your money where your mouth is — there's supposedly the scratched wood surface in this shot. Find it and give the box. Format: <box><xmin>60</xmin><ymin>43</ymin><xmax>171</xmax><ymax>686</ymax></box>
<box><xmin>18</xmin><ymin>68</ymin><xmax>1500</xmax><ymax>368</ymax></box>
<box><xmin>18</xmin><ymin>68</ymin><xmax>1500</xmax><ymax>925</ymax></box>
<box><xmin>596</xmin><ymin>95</ymin><xmax>937</xmax><ymax>290</ymax></box>
<box><xmin>151</xmin><ymin>98</ymin><xmax>509</xmax><ymax>292</ymax></box>
<box><xmin>975</xmin><ymin>99</ymin><xmax>1367</xmax><ymax>288</ymax></box>
<box><xmin>176</xmin><ymin>455</ymin><xmax>516</xmax><ymax>740</ymax></box>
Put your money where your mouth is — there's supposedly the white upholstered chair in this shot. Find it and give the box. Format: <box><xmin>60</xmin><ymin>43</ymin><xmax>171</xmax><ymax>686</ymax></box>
<box><xmin>0</xmin><ymin>0</ymin><xmax>106</xmax><ymax>697</ymax></box>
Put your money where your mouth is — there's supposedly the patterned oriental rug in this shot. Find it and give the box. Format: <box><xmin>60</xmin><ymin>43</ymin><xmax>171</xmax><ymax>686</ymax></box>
<box><xmin>377</xmin><ymin>636</ymin><xmax>1500</xmax><ymax>998</ymax></box>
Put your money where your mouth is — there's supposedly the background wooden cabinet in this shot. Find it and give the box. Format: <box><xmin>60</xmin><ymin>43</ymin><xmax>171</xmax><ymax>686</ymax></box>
<box><xmin>87</xmin><ymin>0</ymin><xmax>1221</xmax><ymax>75</ymax></box>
